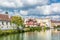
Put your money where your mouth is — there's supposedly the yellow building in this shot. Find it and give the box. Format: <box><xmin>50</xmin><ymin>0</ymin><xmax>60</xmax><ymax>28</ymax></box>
<box><xmin>36</xmin><ymin>18</ymin><xmax>52</xmax><ymax>28</ymax></box>
<box><xmin>51</xmin><ymin>20</ymin><xmax>60</xmax><ymax>27</ymax></box>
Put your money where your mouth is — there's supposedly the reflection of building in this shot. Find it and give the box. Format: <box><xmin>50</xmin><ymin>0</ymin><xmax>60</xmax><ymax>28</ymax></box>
<box><xmin>24</xmin><ymin>18</ymin><xmax>51</xmax><ymax>28</ymax></box>
<box><xmin>51</xmin><ymin>20</ymin><xmax>60</xmax><ymax>27</ymax></box>
<box><xmin>37</xmin><ymin>30</ymin><xmax>51</xmax><ymax>40</ymax></box>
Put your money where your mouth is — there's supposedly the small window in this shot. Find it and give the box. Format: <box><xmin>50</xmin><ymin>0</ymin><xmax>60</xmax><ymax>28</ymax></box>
<box><xmin>2</xmin><ymin>21</ymin><xmax>4</xmax><ymax>25</ymax></box>
<box><xmin>6</xmin><ymin>22</ymin><xmax>8</xmax><ymax>25</ymax></box>
<box><xmin>7</xmin><ymin>26</ymin><xmax>8</xmax><ymax>28</ymax></box>
<box><xmin>10</xmin><ymin>22</ymin><xmax>11</xmax><ymax>25</ymax></box>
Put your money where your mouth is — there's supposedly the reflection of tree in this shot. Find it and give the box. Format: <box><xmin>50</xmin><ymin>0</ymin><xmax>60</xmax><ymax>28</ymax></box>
<box><xmin>20</xmin><ymin>33</ymin><xmax>24</xmax><ymax>40</ymax></box>
<box><xmin>0</xmin><ymin>33</ymin><xmax>24</xmax><ymax>40</ymax></box>
<box><xmin>16</xmin><ymin>33</ymin><xmax>24</xmax><ymax>40</ymax></box>
<box><xmin>16</xmin><ymin>34</ymin><xmax>20</xmax><ymax>40</ymax></box>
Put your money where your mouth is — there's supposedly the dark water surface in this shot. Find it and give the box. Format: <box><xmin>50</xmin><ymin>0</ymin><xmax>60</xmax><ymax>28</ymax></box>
<box><xmin>0</xmin><ymin>29</ymin><xmax>60</xmax><ymax>40</ymax></box>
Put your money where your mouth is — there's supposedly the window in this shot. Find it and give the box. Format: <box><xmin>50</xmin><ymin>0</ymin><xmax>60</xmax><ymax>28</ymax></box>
<box><xmin>10</xmin><ymin>22</ymin><xmax>11</xmax><ymax>25</ymax></box>
<box><xmin>2</xmin><ymin>21</ymin><xmax>4</xmax><ymax>25</ymax></box>
<box><xmin>6</xmin><ymin>22</ymin><xmax>8</xmax><ymax>25</ymax></box>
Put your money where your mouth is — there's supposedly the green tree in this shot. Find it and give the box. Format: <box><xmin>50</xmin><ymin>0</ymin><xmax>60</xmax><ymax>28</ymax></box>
<box><xmin>11</xmin><ymin>16</ymin><xmax>24</xmax><ymax>30</ymax></box>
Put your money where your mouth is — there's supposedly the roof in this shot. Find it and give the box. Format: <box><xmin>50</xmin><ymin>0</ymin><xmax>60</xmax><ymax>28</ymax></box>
<box><xmin>0</xmin><ymin>14</ymin><xmax>11</xmax><ymax>21</ymax></box>
<box><xmin>26</xmin><ymin>19</ymin><xmax>37</xmax><ymax>22</ymax></box>
<box><xmin>51</xmin><ymin>20</ymin><xmax>60</xmax><ymax>23</ymax></box>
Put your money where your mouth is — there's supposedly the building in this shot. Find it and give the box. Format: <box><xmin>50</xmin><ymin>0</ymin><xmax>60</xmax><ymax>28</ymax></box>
<box><xmin>0</xmin><ymin>13</ymin><xmax>16</xmax><ymax>30</ymax></box>
<box><xmin>36</xmin><ymin>18</ymin><xmax>51</xmax><ymax>28</ymax></box>
<box><xmin>51</xmin><ymin>20</ymin><xmax>60</xmax><ymax>27</ymax></box>
<box><xmin>24</xmin><ymin>18</ymin><xmax>38</xmax><ymax>27</ymax></box>
<box><xmin>24</xmin><ymin>18</ymin><xmax>52</xmax><ymax>28</ymax></box>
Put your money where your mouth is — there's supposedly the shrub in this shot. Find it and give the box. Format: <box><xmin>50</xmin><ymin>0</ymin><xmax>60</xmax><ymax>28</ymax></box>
<box><xmin>57</xmin><ymin>25</ymin><xmax>60</xmax><ymax>28</ymax></box>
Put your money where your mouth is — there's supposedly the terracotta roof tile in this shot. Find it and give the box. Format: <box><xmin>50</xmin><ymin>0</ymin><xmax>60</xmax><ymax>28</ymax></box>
<box><xmin>0</xmin><ymin>14</ymin><xmax>11</xmax><ymax>21</ymax></box>
<box><xmin>51</xmin><ymin>20</ymin><xmax>60</xmax><ymax>23</ymax></box>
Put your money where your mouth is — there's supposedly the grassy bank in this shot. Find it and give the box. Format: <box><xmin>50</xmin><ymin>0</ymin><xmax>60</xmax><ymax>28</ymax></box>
<box><xmin>0</xmin><ymin>27</ymin><xmax>50</xmax><ymax>36</ymax></box>
<box><xmin>23</xmin><ymin>27</ymin><xmax>42</xmax><ymax>32</ymax></box>
<box><xmin>0</xmin><ymin>29</ymin><xmax>24</xmax><ymax>36</ymax></box>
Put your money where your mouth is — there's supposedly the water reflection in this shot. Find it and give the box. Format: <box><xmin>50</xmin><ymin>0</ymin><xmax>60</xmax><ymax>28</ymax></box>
<box><xmin>0</xmin><ymin>29</ymin><xmax>60</xmax><ymax>40</ymax></box>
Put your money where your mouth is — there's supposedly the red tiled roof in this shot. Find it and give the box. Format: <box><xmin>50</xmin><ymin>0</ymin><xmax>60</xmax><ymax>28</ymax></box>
<box><xmin>25</xmin><ymin>19</ymin><xmax>37</xmax><ymax>25</ymax></box>
<box><xmin>27</xmin><ymin>19</ymin><xmax>37</xmax><ymax>22</ymax></box>
<box><xmin>51</xmin><ymin>20</ymin><xmax>60</xmax><ymax>23</ymax></box>
<box><xmin>0</xmin><ymin>14</ymin><xmax>11</xmax><ymax>21</ymax></box>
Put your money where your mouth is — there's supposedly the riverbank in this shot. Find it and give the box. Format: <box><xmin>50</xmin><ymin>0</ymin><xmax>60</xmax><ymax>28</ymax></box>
<box><xmin>0</xmin><ymin>30</ymin><xmax>19</xmax><ymax>36</ymax></box>
<box><xmin>0</xmin><ymin>27</ymin><xmax>50</xmax><ymax>36</ymax></box>
<box><xmin>0</xmin><ymin>29</ymin><xmax>60</xmax><ymax>40</ymax></box>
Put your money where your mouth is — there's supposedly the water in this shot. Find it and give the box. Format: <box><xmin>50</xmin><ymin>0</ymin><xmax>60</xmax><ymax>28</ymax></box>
<box><xmin>0</xmin><ymin>29</ymin><xmax>60</xmax><ymax>40</ymax></box>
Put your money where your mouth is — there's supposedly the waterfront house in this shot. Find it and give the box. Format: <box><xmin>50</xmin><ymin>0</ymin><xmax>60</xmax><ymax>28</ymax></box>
<box><xmin>24</xmin><ymin>18</ymin><xmax>52</xmax><ymax>28</ymax></box>
<box><xmin>36</xmin><ymin>18</ymin><xmax>52</xmax><ymax>28</ymax></box>
<box><xmin>0</xmin><ymin>13</ymin><xmax>12</xmax><ymax>30</ymax></box>
<box><xmin>51</xmin><ymin>20</ymin><xmax>60</xmax><ymax>27</ymax></box>
<box><xmin>24</xmin><ymin>18</ymin><xmax>38</xmax><ymax>27</ymax></box>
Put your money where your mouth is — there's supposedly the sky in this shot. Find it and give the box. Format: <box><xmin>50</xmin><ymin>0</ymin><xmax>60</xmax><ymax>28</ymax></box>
<box><xmin>0</xmin><ymin>0</ymin><xmax>60</xmax><ymax>20</ymax></box>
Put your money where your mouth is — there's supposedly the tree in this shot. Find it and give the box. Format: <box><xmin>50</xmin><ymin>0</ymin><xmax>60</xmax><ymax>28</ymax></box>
<box><xmin>57</xmin><ymin>25</ymin><xmax>60</xmax><ymax>28</ymax></box>
<box><xmin>11</xmin><ymin>16</ymin><xmax>24</xmax><ymax>30</ymax></box>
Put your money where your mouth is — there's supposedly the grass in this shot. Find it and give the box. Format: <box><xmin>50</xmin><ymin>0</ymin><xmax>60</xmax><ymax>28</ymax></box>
<box><xmin>30</xmin><ymin>27</ymin><xmax>42</xmax><ymax>31</ymax></box>
<box><xmin>0</xmin><ymin>26</ymin><xmax>50</xmax><ymax>36</ymax></box>
<box><xmin>0</xmin><ymin>30</ymin><xmax>19</xmax><ymax>36</ymax></box>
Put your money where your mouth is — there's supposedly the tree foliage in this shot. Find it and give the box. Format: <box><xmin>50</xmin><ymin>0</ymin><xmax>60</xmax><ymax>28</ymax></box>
<box><xmin>11</xmin><ymin>16</ymin><xmax>24</xmax><ymax>27</ymax></box>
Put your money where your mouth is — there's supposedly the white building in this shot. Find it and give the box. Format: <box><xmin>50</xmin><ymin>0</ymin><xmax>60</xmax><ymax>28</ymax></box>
<box><xmin>0</xmin><ymin>13</ymin><xmax>16</xmax><ymax>30</ymax></box>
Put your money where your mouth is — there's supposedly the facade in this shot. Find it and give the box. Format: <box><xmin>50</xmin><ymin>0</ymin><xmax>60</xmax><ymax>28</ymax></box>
<box><xmin>0</xmin><ymin>14</ymin><xmax>16</xmax><ymax>30</ymax></box>
<box><xmin>24</xmin><ymin>18</ymin><xmax>38</xmax><ymax>27</ymax></box>
<box><xmin>36</xmin><ymin>18</ymin><xmax>51</xmax><ymax>28</ymax></box>
<box><xmin>24</xmin><ymin>18</ymin><xmax>52</xmax><ymax>28</ymax></box>
<box><xmin>51</xmin><ymin>20</ymin><xmax>60</xmax><ymax>27</ymax></box>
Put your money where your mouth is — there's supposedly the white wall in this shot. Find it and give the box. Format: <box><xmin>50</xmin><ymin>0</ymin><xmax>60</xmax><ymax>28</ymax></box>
<box><xmin>0</xmin><ymin>21</ymin><xmax>16</xmax><ymax>30</ymax></box>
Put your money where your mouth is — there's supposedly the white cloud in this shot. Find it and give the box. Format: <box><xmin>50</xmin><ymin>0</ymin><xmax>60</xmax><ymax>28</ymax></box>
<box><xmin>46</xmin><ymin>15</ymin><xmax>60</xmax><ymax>19</ymax></box>
<box><xmin>34</xmin><ymin>3</ymin><xmax>60</xmax><ymax>15</ymax></box>
<box><xmin>52</xmin><ymin>15</ymin><xmax>60</xmax><ymax>19</ymax></box>
<box><xmin>51</xmin><ymin>3</ymin><xmax>60</xmax><ymax>13</ymax></box>
<box><xmin>0</xmin><ymin>0</ymin><xmax>23</xmax><ymax>8</ymax></box>
<box><xmin>45</xmin><ymin>15</ymin><xmax>60</xmax><ymax>20</ymax></box>
<box><xmin>0</xmin><ymin>0</ymin><xmax>49</xmax><ymax>8</ymax></box>
<box><xmin>23</xmin><ymin>0</ymin><xmax>37</xmax><ymax>5</ymax></box>
<box><xmin>22</xmin><ymin>0</ymin><xmax>49</xmax><ymax>6</ymax></box>
<box><xmin>20</xmin><ymin>10</ymin><xmax>28</xmax><ymax>15</ymax></box>
<box><xmin>36</xmin><ymin>5</ymin><xmax>52</xmax><ymax>15</ymax></box>
<box><xmin>19</xmin><ymin>3</ymin><xmax>60</xmax><ymax>16</ymax></box>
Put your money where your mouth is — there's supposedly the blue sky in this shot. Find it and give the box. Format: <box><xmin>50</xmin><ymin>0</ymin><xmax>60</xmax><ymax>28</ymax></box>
<box><xmin>0</xmin><ymin>0</ymin><xmax>60</xmax><ymax>20</ymax></box>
